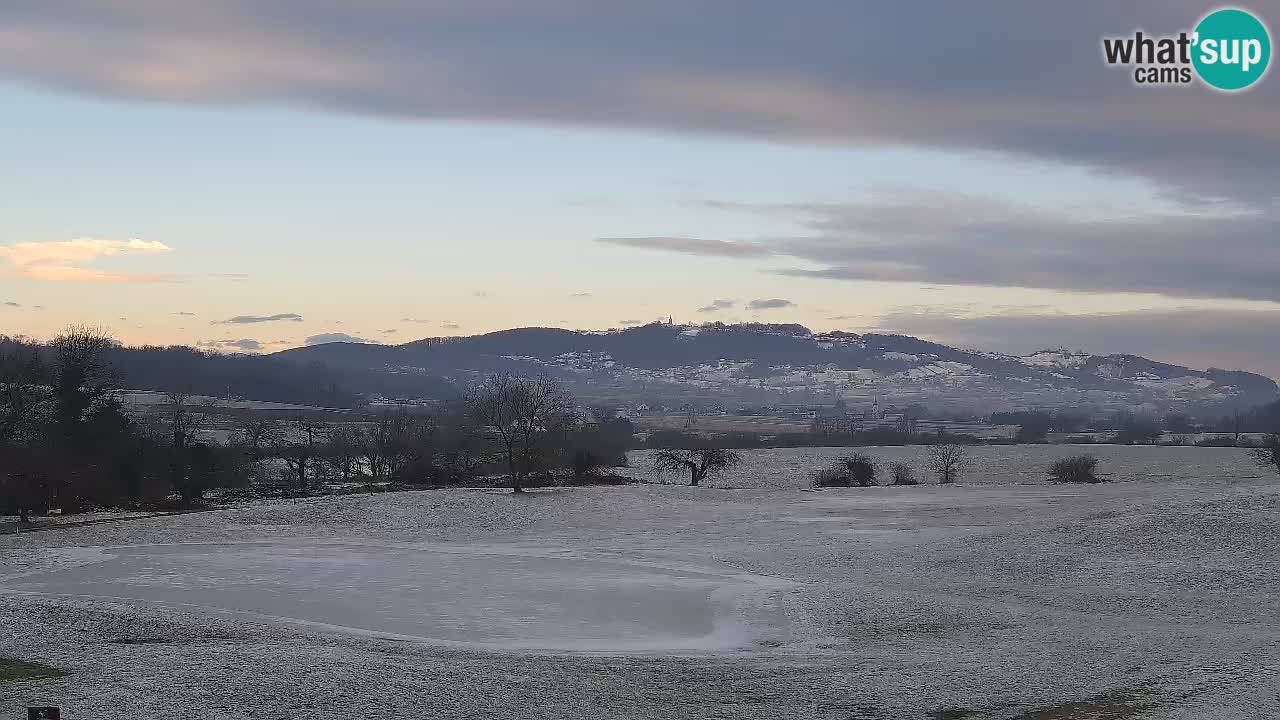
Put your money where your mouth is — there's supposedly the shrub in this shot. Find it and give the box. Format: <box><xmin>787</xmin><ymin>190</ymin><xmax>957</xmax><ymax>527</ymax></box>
<box><xmin>570</xmin><ymin>449</ymin><xmax>605</xmax><ymax>481</ymax></box>
<box><xmin>812</xmin><ymin>465</ymin><xmax>850</xmax><ymax>488</ymax></box>
<box><xmin>1252</xmin><ymin>434</ymin><xmax>1280</xmax><ymax>477</ymax></box>
<box><xmin>813</xmin><ymin>453</ymin><xmax>878</xmax><ymax>488</ymax></box>
<box><xmin>842</xmin><ymin>454</ymin><xmax>877</xmax><ymax>486</ymax></box>
<box><xmin>1048</xmin><ymin>454</ymin><xmax>1105</xmax><ymax>483</ymax></box>
<box><xmin>889</xmin><ymin>462</ymin><xmax>918</xmax><ymax>486</ymax></box>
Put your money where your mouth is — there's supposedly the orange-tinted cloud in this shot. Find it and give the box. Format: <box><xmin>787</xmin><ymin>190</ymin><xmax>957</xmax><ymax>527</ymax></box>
<box><xmin>0</xmin><ymin>238</ymin><xmax>174</xmax><ymax>282</ymax></box>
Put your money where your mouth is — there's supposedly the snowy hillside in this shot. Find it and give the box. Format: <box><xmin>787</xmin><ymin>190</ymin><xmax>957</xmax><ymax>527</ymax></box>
<box><xmin>278</xmin><ymin>322</ymin><xmax>1278</xmax><ymax>412</ymax></box>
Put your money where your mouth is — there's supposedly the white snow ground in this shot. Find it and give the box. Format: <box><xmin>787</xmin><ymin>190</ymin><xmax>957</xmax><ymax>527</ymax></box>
<box><xmin>2</xmin><ymin>447</ymin><xmax>1279</xmax><ymax>719</ymax></box>
<box><xmin>3</xmin><ymin>541</ymin><xmax>787</xmax><ymax>653</ymax></box>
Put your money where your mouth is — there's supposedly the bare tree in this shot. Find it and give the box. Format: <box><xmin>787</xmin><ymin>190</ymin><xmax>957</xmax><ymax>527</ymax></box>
<box><xmin>466</xmin><ymin>373</ymin><xmax>573</xmax><ymax>492</ymax></box>
<box><xmin>49</xmin><ymin>326</ymin><xmax>116</xmax><ymax>435</ymax></box>
<box><xmin>927</xmin><ymin>444</ymin><xmax>972</xmax><ymax>484</ymax></box>
<box><xmin>363</xmin><ymin>412</ymin><xmax>412</xmax><ymax>482</ymax></box>
<box><xmin>241</xmin><ymin>418</ymin><xmax>276</xmax><ymax>464</ymax></box>
<box><xmin>436</xmin><ymin>411</ymin><xmax>484</xmax><ymax>484</ymax></box>
<box><xmin>1253</xmin><ymin>434</ymin><xmax>1280</xmax><ymax>477</ymax></box>
<box><xmin>161</xmin><ymin>391</ymin><xmax>212</xmax><ymax>504</ymax></box>
<box><xmin>219</xmin><ymin>436</ymin><xmax>254</xmax><ymax>489</ymax></box>
<box><xmin>0</xmin><ymin>338</ymin><xmax>50</xmax><ymax>445</ymax></box>
<box><xmin>651</xmin><ymin>447</ymin><xmax>740</xmax><ymax>486</ymax></box>
<box><xmin>164</xmin><ymin>392</ymin><xmax>206</xmax><ymax>452</ymax></box>
<box><xmin>0</xmin><ymin>339</ymin><xmax>52</xmax><ymax>523</ymax></box>
<box><xmin>323</xmin><ymin>424</ymin><xmax>367</xmax><ymax>482</ymax></box>
<box><xmin>272</xmin><ymin>416</ymin><xmax>329</xmax><ymax>492</ymax></box>
<box><xmin>889</xmin><ymin>462</ymin><xmax>918</xmax><ymax>486</ymax></box>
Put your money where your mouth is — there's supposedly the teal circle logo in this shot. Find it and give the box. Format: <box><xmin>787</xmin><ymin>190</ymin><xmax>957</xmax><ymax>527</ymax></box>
<box><xmin>1193</xmin><ymin>8</ymin><xmax>1271</xmax><ymax>91</ymax></box>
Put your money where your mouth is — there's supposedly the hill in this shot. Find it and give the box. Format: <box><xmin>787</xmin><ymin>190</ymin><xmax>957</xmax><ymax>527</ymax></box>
<box><xmin>273</xmin><ymin>322</ymin><xmax>1279</xmax><ymax>416</ymax></box>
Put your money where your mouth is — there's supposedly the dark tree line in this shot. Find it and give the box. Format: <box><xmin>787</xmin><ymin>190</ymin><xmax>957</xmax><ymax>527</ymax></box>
<box><xmin>1</xmin><ymin>329</ymin><xmax>174</xmax><ymax>519</ymax></box>
<box><xmin>2</xmin><ymin>335</ymin><xmax>635</xmax><ymax>521</ymax></box>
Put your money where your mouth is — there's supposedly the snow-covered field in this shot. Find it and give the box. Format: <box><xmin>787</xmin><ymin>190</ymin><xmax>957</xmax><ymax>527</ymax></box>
<box><xmin>2</xmin><ymin>447</ymin><xmax>1278</xmax><ymax>718</ymax></box>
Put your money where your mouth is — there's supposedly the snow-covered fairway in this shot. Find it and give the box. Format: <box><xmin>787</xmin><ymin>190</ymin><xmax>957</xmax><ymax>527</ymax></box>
<box><xmin>2</xmin><ymin>450</ymin><xmax>1279</xmax><ymax>719</ymax></box>
<box><xmin>5</xmin><ymin>541</ymin><xmax>787</xmax><ymax>653</ymax></box>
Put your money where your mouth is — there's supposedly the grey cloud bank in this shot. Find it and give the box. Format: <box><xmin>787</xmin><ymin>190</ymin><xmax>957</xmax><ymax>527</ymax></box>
<box><xmin>215</xmin><ymin>313</ymin><xmax>304</xmax><ymax>325</ymax></box>
<box><xmin>198</xmin><ymin>338</ymin><xmax>262</xmax><ymax>352</ymax></box>
<box><xmin>608</xmin><ymin>193</ymin><xmax>1280</xmax><ymax>304</ymax></box>
<box><xmin>697</xmin><ymin>299</ymin><xmax>735</xmax><ymax>313</ymax></box>
<box><xmin>747</xmin><ymin>298</ymin><xmax>795</xmax><ymax>310</ymax></box>
<box><xmin>597</xmin><ymin>237</ymin><xmax>770</xmax><ymax>259</ymax></box>
<box><xmin>3</xmin><ymin>2</ymin><xmax>1276</xmax><ymax>205</ymax></box>
<box><xmin>305</xmin><ymin>332</ymin><xmax>374</xmax><ymax>346</ymax></box>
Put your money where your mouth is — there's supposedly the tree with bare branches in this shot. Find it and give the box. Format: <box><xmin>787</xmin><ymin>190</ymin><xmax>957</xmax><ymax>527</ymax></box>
<box><xmin>0</xmin><ymin>338</ymin><xmax>50</xmax><ymax>446</ymax></box>
<box><xmin>0</xmin><ymin>338</ymin><xmax>53</xmax><ymax>522</ymax></box>
<box><xmin>466</xmin><ymin>373</ymin><xmax>573</xmax><ymax>492</ymax></box>
<box><xmin>49</xmin><ymin>326</ymin><xmax>116</xmax><ymax>445</ymax></box>
<box><xmin>927</xmin><ymin>444</ymin><xmax>972</xmax><ymax>484</ymax></box>
<box><xmin>159</xmin><ymin>391</ymin><xmax>215</xmax><ymax>504</ymax></box>
<box><xmin>363</xmin><ymin>412</ymin><xmax>412</xmax><ymax>482</ymax></box>
<box><xmin>271</xmin><ymin>416</ymin><xmax>329</xmax><ymax>492</ymax></box>
<box><xmin>651</xmin><ymin>446</ymin><xmax>740</xmax><ymax>486</ymax></box>
<box><xmin>323</xmin><ymin>424</ymin><xmax>368</xmax><ymax>482</ymax></box>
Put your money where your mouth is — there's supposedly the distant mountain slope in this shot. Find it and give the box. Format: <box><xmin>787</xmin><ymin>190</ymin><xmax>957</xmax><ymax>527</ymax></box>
<box><xmin>274</xmin><ymin>322</ymin><xmax>1278</xmax><ymax>413</ymax></box>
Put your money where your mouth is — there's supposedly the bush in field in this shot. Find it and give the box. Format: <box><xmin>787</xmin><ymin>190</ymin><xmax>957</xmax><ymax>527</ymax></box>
<box><xmin>1253</xmin><ymin>434</ymin><xmax>1280</xmax><ymax>477</ymax></box>
<box><xmin>570</xmin><ymin>449</ymin><xmax>605</xmax><ymax>482</ymax></box>
<box><xmin>1048</xmin><ymin>454</ymin><xmax>1105</xmax><ymax>483</ymax></box>
<box><xmin>812</xmin><ymin>465</ymin><xmax>848</xmax><ymax>488</ymax></box>
<box><xmin>841</xmin><ymin>454</ymin><xmax>877</xmax><ymax>486</ymax></box>
<box><xmin>889</xmin><ymin>462</ymin><xmax>918</xmax><ymax>486</ymax></box>
<box><xmin>813</xmin><ymin>453</ymin><xmax>878</xmax><ymax>487</ymax></box>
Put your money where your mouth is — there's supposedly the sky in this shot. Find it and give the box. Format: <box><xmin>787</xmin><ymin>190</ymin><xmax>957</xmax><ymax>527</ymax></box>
<box><xmin>1</xmin><ymin>1</ymin><xmax>1279</xmax><ymax>377</ymax></box>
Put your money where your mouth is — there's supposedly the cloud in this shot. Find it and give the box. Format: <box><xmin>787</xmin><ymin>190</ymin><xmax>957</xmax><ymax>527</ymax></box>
<box><xmin>597</xmin><ymin>236</ymin><xmax>771</xmax><ymax>258</ymax></box>
<box><xmin>875</xmin><ymin>306</ymin><xmax>1280</xmax><ymax>381</ymax></box>
<box><xmin>769</xmin><ymin>192</ymin><xmax>1280</xmax><ymax>303</ymax></box>
<box><xmin>570</xmin><ymin>292</ymin><xmax>593</xmax><ymax>299</ymax></box>
<box><xmin>696</xmin><ymin>299</ymin><xmax>735</xmax><ymax>313</ymax></box>
<box><xmin>381</xmin><ymin>329</ymin><xmax>397</xmax><ymax>334</ymax></box>
<box><xmin>304</xmin><ymin>332</ymin><xmax>374</xmax><ymax>346</ymax></box>
<box><xmin>609</xmin><ymin>192</ymin><xmax>1280</xmax><ymax>304</ymax></box>
<box><xmin>747</xmin><ymin>298</ymin><xmax>795</xmax><ymax>311</ymax></box>
<box><xmin>2</xmin><ymin>3</ymin><xmax>1276</xmax><ymax>206</ymax></box>
<box><xmin>199</xmin><ymin>338</ymin><xmax>264</xmax><ymax>352</ymax></box>
<box><xmin>3</xmin><ymin>301</ymin><xmax>20</xmax><ymax>308</ymax></box>
<box><xmin>619</xmin><ymin>319</ymin><xmax>645</xmax><ymax>327</ymax></box>
<box><xmin>400</xmin><ymin>317</ymin><xmax>431</xmax><ymax>324</ymax></box>
<box><xmin>0</xmin><ymin>238</ymin><xmax>174</xmax><ymax>282</ymax></box>
<box><xmin>214</xmin><ymin>313</ymin><xmax>303</xmax><ymax>325</ymax></box>
<box><xmin>176</xmin><ymin>311</ymin><xmax>196</xmax><ymax>316</ymax></box>
<box><xmin>440</xmin><ymin>322</ymin><xmax>460</xmax><ymax>330</ymax></box>
<box><xmin>472</xmin><ymin>290</ymin><xmax>488</xmax><ymax>297</ymax></box>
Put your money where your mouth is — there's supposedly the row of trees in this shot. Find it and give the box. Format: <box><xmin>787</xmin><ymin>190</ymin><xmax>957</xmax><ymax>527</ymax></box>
<box><xmin>1</xmin><ymin>327</ymin><xmax>633</xmax><ymax>520</ymax></box>
<box><xmin>811</xmin><ymin>446</ymin><xmax>971</xmax><ymax>488</ymax></box>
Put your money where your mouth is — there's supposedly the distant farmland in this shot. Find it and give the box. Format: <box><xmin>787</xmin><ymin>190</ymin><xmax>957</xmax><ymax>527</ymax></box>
<box><xmin>632</xmin><ymin>415</ymin><xmax>812</xmax><ymax>435</ymax></box>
